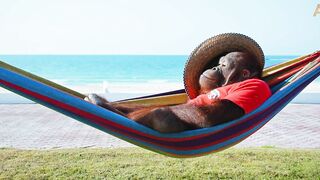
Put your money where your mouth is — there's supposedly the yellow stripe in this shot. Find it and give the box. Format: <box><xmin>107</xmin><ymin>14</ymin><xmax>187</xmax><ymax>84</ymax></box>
<box><xmin>0</xmin><ymin>61</ymin><xmax>86</xmax><ymax>99</ymax></box>
<box><xmin>262</xmin><ymin>53</ymin><xmax>311</xmax><ymax>77</ymax></box>
<box><xmin>112</xmin><ymin>93</ymin><xmax>188</xmax><ymax>106</ymax></box>
<box><xmin>284</xmin><ymin>59</ymin><xmax>319</xmax><ymax>86</ymax></box>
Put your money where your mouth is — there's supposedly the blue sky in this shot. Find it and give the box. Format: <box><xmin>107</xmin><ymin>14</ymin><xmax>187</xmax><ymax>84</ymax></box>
<box><xmin>0</xmin><ymin>0</ymin><xmax>319</xmax><ymax>55</ymax></box>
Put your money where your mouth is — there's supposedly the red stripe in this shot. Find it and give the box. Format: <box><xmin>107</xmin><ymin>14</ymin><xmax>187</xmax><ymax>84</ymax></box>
<box><xmin>1</xmin><ymin>78</ymin><xmax>228</xmax><ymax>143</ymax></box>
<box><xmin>264</xmin><ymin>53</ymin><xmax>320</xmax><ymax>86</ymax></box>
<box><xmin>0</xmin><ymin>77</ymin><xmax>265</xmax><ymax>141</ymax></box>
<box><xmin>264</xmin><ymin>52</ymin><xmax>319</xmax><ymax>79</ymax></box>
<box><xmin>0</xmin><ymin>79</ymin><xmax>270</xmax><ymax>150</ymax></box>
<box><xmin>0</xmin><ymin>80</ymin><xmax>151</xmax><ymax>138</ymax></box>
<box><xmin>267</xmin><ymin>64</ymin><xmax>306</xmax><ymax>86</ymax></box>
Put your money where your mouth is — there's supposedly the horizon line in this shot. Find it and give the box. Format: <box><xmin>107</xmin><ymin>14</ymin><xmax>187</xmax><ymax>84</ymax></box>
<box><xmin>0</xmin><ymin>54</ymin><xmax>304</xmax><ymax>57</ymax></box>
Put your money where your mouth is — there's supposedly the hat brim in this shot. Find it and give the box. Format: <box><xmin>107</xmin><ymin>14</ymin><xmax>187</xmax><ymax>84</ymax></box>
<box><xmin>183</xmin><ymin>33</ymin><xmax>265</xmax><ymax>99</ymax></box>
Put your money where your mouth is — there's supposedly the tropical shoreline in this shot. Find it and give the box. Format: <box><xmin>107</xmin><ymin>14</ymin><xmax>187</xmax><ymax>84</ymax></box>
<box><xmin>0</xmin><ymin>81</ymin><xmax>319</xmax><ymax>104</ymax></box>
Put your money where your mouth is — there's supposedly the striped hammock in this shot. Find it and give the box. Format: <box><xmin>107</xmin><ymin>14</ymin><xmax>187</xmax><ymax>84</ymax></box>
<box><xmin>0</xmin><ymin>52</ymin><xmax>319</xmax><ymax>158</ymax></box>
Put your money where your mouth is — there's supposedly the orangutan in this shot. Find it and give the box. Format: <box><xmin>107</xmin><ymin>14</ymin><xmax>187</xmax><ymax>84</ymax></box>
<box><xmin>85</xmin><ymin>52</ymin><xmax>271</xmax><ymax>133</ymax></box>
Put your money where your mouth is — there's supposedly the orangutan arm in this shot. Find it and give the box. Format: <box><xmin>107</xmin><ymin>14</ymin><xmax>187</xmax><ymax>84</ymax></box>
<box><xmin>85</xmin><ymin>93</ymin><xmax>161</xmax><ymax>116</ymax></box>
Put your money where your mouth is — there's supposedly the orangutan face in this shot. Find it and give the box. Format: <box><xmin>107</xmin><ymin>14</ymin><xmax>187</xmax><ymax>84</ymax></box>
<box><xmin>199</xmin><ymin>52</ymin><xmax>254</xmax><ymax>94</ymax></box>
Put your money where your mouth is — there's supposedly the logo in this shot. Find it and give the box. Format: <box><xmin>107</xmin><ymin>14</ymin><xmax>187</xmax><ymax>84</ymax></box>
<box><xmin>314</xmin><ymin>4</ymin><xmax>320</xmax><ymax>16</ymax></box>
<box><xmin>207</xmin><ymin>89</ymin><xmax>220</xmax><ymax>100</ymax></box>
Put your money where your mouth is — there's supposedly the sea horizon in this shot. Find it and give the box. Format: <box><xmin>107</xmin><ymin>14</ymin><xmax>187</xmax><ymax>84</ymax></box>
<box><xmin>0</xmin><ymin>54</ymin><xmax>319</xmax><ymax>104</ymax></box>
<box><xmin>1</xmin><ymin>54</ymin><xmax>315</xmax><ymax>84</ymax></box>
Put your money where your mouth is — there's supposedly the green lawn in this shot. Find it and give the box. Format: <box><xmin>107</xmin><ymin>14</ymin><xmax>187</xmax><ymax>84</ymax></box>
<box><xmin>0</xmin><ymin>147</ymin><xmax>319</xmax><ymax>179</ymax></box>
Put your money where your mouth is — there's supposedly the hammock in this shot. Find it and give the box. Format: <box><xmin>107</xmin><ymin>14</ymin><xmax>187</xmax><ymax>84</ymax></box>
<box><xmin>0</xmin><ymin>52</ymin><xmax>319</xmax><ymax>158</ymax></box>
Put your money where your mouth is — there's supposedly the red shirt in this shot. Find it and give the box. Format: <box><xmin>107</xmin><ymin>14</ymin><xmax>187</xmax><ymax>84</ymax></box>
<box><xmin>187</xmin><ymin>78</ymin><xmax>272</xmax><ymax>114</ymax></box>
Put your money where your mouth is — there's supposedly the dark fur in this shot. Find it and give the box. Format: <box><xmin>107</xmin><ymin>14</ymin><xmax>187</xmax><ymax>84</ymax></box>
<box><xmin>85</xmin><ymin>52</ymin><xmax>261</xmax><ymax>133</ymax></box>
<box><xmin>132</xmin><ymin>99</ymin><xmax>244</xmax><ymax>133</ymax></box>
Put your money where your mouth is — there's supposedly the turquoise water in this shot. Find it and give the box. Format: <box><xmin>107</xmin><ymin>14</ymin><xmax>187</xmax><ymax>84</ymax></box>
<box><xmin>0</xmin><ymin>55</ymin><xmax>318</xmax><ymax>85</ymax></box>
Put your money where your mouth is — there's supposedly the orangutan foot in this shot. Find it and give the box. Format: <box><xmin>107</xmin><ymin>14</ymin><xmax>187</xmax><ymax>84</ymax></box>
<box><xmin>84</xmin><ymin>93</ymin><xmax>109</xmax><ymax>106</ymax></box>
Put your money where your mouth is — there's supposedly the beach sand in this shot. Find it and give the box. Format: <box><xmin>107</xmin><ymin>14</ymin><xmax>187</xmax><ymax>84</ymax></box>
<box><xmin>0</xmin><ymin>103</ymin><xmax>319</xmax><ymax>150</ymax></box>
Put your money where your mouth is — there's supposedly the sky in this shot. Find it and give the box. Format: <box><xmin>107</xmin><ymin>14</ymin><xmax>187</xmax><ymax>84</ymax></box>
<box><xmin>0</xmin><ymin>0</ymin><xmax>319</xmax><ymax>55</ymax></box>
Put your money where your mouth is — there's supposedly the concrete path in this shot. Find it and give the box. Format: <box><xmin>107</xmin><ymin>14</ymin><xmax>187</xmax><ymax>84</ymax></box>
<box><xmin>0</xmin><ymin>104</ymin><xmax>319</xmax><ymax>149</ymax></box>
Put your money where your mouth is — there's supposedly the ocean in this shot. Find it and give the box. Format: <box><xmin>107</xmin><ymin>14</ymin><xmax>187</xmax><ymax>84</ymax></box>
<box><xmin>2</xmin><ymin>55</ymin><xmax>317</xmax><ymax>86</ymax></box>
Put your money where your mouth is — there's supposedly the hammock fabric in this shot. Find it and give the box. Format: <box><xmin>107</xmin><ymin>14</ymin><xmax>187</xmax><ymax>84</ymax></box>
<box><xmin>0</xmin><ymin>52</ymin><xmax>319</xmax><ymax>158</ymax></box>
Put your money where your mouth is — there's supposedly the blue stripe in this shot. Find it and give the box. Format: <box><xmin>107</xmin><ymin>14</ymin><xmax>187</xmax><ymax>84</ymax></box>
<box><xmin>0</xmin><ymin>65</ymin><xmax>319</xmax><ymax>157</ymax></box>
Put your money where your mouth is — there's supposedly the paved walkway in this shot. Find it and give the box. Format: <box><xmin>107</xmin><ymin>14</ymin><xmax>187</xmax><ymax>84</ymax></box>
<box><xmin>0</xmin><ymin>104</ymin><xmax>319</xmax><ymax>149</ymax></box>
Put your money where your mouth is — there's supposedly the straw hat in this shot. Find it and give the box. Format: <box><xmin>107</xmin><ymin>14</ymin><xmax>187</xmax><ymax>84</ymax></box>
<box><xmin>184</xmin><ymin>33</ymin><xmax>264</xmax><ymax>99</ymax></box>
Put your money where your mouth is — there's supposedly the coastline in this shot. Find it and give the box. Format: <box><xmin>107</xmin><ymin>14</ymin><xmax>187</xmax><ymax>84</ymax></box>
<box><xmin>0</xmin><ymin>81</ymin><xmax>319</xmax><ymax>104</ymax></box>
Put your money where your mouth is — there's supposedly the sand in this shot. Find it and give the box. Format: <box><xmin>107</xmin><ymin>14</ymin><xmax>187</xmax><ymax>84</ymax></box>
<box><xmin>0</xmin><ymin>103</ymin><xmax>319</xmax><ymax>150</ymax></box>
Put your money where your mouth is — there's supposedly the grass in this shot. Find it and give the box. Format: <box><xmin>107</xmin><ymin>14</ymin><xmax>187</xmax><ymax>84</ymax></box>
<box><xmin>0</xmin><ymin>147</ymin><xmax>319</xmax><ymax>179</ymax></box>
